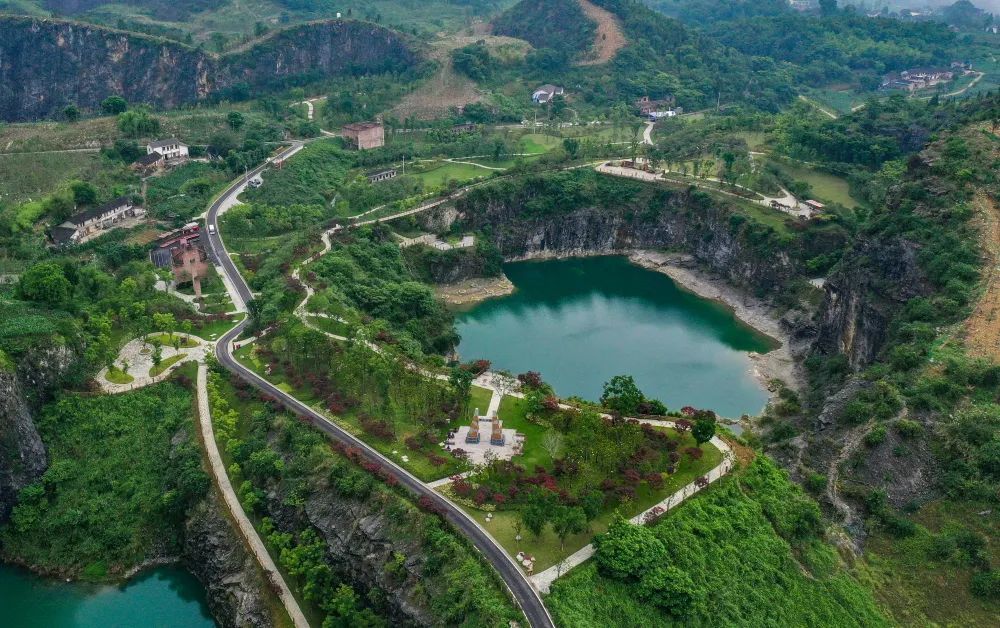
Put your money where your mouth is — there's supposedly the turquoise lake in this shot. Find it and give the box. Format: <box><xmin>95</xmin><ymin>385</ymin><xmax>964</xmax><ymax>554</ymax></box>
<box><xmin>0</xmin><ymin>564</ymin><xmax>215</xmax><ymax>628</ymax></box>
<box><xmin>455</xmin><ymin>256</ymin><xmax>775</xmax><ymax>417</ymax></box>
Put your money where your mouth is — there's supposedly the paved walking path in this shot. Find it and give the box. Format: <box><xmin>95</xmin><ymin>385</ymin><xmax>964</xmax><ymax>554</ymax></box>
<box><xmin>596</xmin><ymin>161</ymin><xmax>801</xmax><ymax>215</ymax></box>
<box><xmin>197</xmin><ymin>365</ymin><xmax>310</xmax><ymax>628</ymax></box>
<box><xmin>97</xmin><ymin>333</ymin><xmax>210</xmax><ymax>394</ymax></box>
<box><xmin>529</xmin><ymin>420</ymin><xmax>735</xmax><ymax>593</ymax></box>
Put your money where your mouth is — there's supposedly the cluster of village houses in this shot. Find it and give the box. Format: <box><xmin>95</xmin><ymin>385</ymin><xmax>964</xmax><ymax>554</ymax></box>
<box><xmin>532</xmin><ymin>85</ymin><xmax>682</xmax><ymax>121</ymax></box>
<box><xmin>50</xmin><ymin>138</ymin><xmax>190</xmax><ymax>246</ymax></box>
<box><xmin>880</xmin><ymin>61</ymin><xmax>974</xmax><ymax>92</ymax></box>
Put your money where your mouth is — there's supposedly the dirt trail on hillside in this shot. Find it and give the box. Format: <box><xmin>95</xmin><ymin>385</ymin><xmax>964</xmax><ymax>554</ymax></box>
<box><xmin>576</xmin><ymin>0</ymin><xmax>627</xmax><ymax>65</ymax></box>
<box><xmin>392</xmin><ymin>35</ymin><xmax>526</xmax><ymax>119</ymax></box>
<box><xmin>966</xmin><ymin>189</ymin><xmax>1000</xmax><ymax>360</ymax></box>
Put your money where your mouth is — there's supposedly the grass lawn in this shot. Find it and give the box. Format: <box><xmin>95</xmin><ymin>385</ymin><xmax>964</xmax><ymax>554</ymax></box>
<box><xmin>175</xmin><ymin>314</ymin><xmax>242</xmax><ymax>341</ymax></box>
<box><xmin>806</xmin><ymin>87</ymin><xmax>867</xmax><ymax>115</ymax></box>
<box><xmin>413</xmin><ymin>161</ymin><xmax>492</xmax><ymax>189</ymax></box>
<box><xmin>469</xmin><ymin>386</ymin><xmax>494</xmax><ymax>418</ymax></box>
<box><xmin>771</xmin><ymin>160</ymin><xmax>861</xmax><ymax>208</ymax></box>
<box><xmin>105</xmin><ymin>367</ymin><xmax>134</xmax><ymax>385</ymax></box>
<box><xmin>737</xmin><ymin>201</ymin><xmax>794</xmax><ymax>235</ymax></box>
<box><xmin>735</xmin><ymin>131</ymin><xmax>769</xmax><ymax>151</ymax></box>
<box><xmin>0</xmin><ymin>151</ymin><xmax>103</xmax><ymax>205</ymax></box>
<box><xmin>452</xmin><ymin>431</ymin><xmax>723</xmax><ymax>572</ymax></box>
<box><xmin>497</xmin><ymin>396</ymin><xmax>554</xmax><ymax>471</ymax></box>
<box><xmin>305</xmin><ymin>316</ymin><xmax>352</xmax><ymax>338</ymax></box>
<box><xmin>148</xmin><ymin>333</ymin><xmax>199</xmax><ymax>348</ymax></box>
<box><xmin>233</xmin><ymin>344</ymin><xmax>481</xmax><ymax>482</ymax></box>
<box><xmin>176</xmin><ymin>270</ymin><xmax>224</xmax><ymax>295</ymax></box>
<box><xmin>150</xmin><ymin>354</ymin><xmax>186</xmax><ymax>377</ymax></box>
<box><xmin>519</xmin><ymin>134</ymin><xmax>563</xmax><ymax>155</ymax></box>
<box><xmin>225</xmin><ymin>234</ymin><xmax>291</xmax><ymax>255</ymax></box>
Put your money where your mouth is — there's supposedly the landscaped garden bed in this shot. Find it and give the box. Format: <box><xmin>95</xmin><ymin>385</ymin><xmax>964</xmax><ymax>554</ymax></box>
<box><xmin>441</xmin><ymin>377</ymin><xmax>723</xmax><ymax>571</ymax></box>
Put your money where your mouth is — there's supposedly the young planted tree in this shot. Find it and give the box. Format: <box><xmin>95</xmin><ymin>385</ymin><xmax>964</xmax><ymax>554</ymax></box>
<box><xmin>542</xmin><ymin>431</ymin><xmax>564</xmax><ymax>460</ymax></box>
<box><xmin>153</xmin><ymin>312</ymin><xmax>176</xmax><ymax>342</ymax></box>
<box><xmin>552</xmin><ymin>505</ymin><xmax>587</xmax><ymax>552</ymax></box>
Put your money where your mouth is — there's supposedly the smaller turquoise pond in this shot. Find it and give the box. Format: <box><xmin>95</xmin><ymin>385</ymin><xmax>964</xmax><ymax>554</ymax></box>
<box><xmin>0</xmin><ymin>564</ymin><xmax>215</xmax><ymax>628</ymax></box>
<box><xmin>455</xmin><ymin>256</ymin><xmax>776</xmax><ymax>417</ymax></box>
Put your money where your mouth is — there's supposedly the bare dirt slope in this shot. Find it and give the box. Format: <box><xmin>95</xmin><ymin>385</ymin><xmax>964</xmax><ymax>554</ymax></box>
<box><xmin>576</xmin><ymin>0</ymin><xmax>627</xmax><ymax>65</ymax></box>
<box><xmin>962</xmin><ymin>124</ymin><xmax>1000</xmax><ymax>358</ymax></box>
<box><xmin>391</xmin><ymin>35</ymin><xmax>527</xmax><ymax>120</ymax></box>
<box><xmin>965</xmin><ymin>189</ymin><xmax>1000</xmax><ymax>359</ymax></box>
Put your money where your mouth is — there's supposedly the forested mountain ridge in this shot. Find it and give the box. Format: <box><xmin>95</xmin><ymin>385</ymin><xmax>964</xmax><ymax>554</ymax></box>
<box><xmin>493</xmin><ymin>0</ymin><xmax>597</xmax><ymax>59</ymax></box>
<box><xmin>0</xmin><ymin>15</ymin><xmax>424</xmax><ymax>121</ymax></box>
<box><xmin>489</xmin><ymin>0</ymin><xmax>796</xmax><ymax>111</ymax></box>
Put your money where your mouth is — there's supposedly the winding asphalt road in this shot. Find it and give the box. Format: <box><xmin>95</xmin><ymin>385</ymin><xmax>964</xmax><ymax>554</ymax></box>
<box><xmin>203</xmin><ymin>144</ymin><xmax>555</xmax><ymax>628</ymax></box>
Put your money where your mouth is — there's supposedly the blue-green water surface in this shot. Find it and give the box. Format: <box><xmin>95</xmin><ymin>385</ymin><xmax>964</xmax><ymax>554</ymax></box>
<box><xmin>455</xmin><ymin>256</ymin><xmax>775</xmax><ymax>417</ymax></box>
<box><xmin>0</xmin><ymin>564</ymin><xmax>215</xmax><ymax>628</ymax></box>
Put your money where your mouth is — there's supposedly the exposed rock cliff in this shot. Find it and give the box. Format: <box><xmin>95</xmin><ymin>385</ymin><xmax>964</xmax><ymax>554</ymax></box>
<box><xmin>0</xmin><ymin>362</ymin><xmax>47</xmax><ymax>523</ymax></box>
<box><xmin>183</xmin><ymin>494</ymin><xmax>273</xmax><ymax>628</ymax></box>
<box><xmin>0</xmin><ymin>16</ymin><xmax>423</xmax><ymax>121</ymax></box>
<box><xmin>435</xmin><ymin>177</ymin><xmax>801</xmax><ymax>295</ymax></box>
<box><xmin>813</xmin><ymin>237</ymin><xmax>929</xmax><ymax>370</ymax></box>
<box><xmin>265</xmin><ymin>476</ymin><xmax>437</xmax><ymax>626</ymax></box>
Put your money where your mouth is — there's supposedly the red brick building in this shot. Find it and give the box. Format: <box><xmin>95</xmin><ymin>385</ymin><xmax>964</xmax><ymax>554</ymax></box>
<box><xmin>341</xmin><ymin>122</ymin><xmax>385</xmax><ymax>150</ymax></box>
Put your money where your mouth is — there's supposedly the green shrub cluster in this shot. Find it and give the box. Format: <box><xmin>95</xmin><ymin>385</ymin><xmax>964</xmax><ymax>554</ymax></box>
<box><xmin>549</xmin><ymin>457</ymin><xmax>887</xmax><ymax>626</ymax></box>
<box><xmin>0</xmin><ymin>380</ymin><xmax>208</xmax><ymax>579</ymax></box>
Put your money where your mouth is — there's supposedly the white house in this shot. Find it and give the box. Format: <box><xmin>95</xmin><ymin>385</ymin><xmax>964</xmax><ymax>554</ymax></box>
<box><xmin>532</xmin><ymin>85</ymin><xmax>565</xmax><ymax>104</ymax></box>
<box><xmin>147</xmin><ymin>138</ymin><xmax>189</xmax><ymax>161</ymax></box>
<box><xmin>648</xmin><ymin>110</ymin><xmax>678</xmax><ymax>120</ymax></box>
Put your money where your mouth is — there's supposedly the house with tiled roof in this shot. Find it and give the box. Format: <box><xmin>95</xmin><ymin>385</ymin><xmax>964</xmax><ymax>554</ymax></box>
<box><xmin>49</xmin><ymin>197</ymin><xmax>144</xmax><ymax>246</ymax></box>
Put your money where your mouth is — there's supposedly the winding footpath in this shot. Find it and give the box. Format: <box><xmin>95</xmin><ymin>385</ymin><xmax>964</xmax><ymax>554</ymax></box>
<box><xmin>204</xmin><ymin>145</ymin><xmax>557</xmax><ymax>628</ymax></box>
<box><xmin>285</xmin><ymin>189</ymin><xmax>739</xmax><ymax>594</ymax></box>
<box><xmin>196</xmin><ymin>364</ymin><xmax>310</xmax><ymax>628</ymax></box>
<box><xmin>530</xmin><ymin>420</ymin><xmax>734</xmax><ymax>592</ymax></box>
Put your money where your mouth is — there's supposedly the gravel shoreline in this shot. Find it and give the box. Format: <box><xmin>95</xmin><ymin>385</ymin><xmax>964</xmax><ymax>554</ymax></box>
<box><xmin>435</xmin><ymin>275</ymin><xmax>515</xmax><ymax>306</ymax></box>
<box><xmin>629</xmin><ymin>250</ymin><xmax>804</xmax><ymax>399</ymax></box>
<box><xmin>437</xmin><ymin>249</ymin><xmax>804</xmax><ymax>413</ymax></box>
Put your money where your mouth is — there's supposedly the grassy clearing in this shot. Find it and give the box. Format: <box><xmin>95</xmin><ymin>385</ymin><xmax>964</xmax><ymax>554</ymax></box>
<box><xmin>455</xmin><ymin>432</ymin><xmax>722</xmax><ymax>571</ymax></box>
<box><xmin>736</xmin><ymin>201</ymin><xmax>795</xmax><ymax>235</ymax></box>
<box><xmin>0</xmin><ymin>151</ymin><xmax>102</xmax><ymax>205</ymax></box>
<box><xmin>469</xmin><ymin>386</ymin><xmax>494</xmax><ymax>418</ymax></box>
<box><xmin>413</xmin><ymin>161</ymin><xmax>494</xmax><ymax>189</ymax></box>
<box><xmin>0</xmin><ymin>118</ymin><xmax>120</xmax><ymax>153</ymax></box>
<box><xmin>148</xmin><ymin>333</ymin><xmax>199</xmax><ymax>348</ymax></box>
<box><xmin>105</xmin><ymin>367</ymin><xmax>134</xmax><ymax>385</ymax></box>
<box><xmin>497</xmin><ymin>395</ymin><xmax>553</xmax><ymax>471</ymax></box>
<box><xmin>806</xmin><ymin>87</ymin><xmax>867</xmax><ymax>115</ymax></box>
<box><xmin>864</xmin><ymin>500</ymin><xmax>1000</xmax><ymax>627</ymax></box>
<box><xmin>519</xmin><ymin>134</ymin><xmax>563</xmax><ymax>154</ymax></box>
<box><xmin>173</xmin><ymin>314</ymin><xmax>242</xmax><ymax>341</ymax></box>
<box><xmin>304</xmin><ymin>316</ymin><xmax>352</xmax><ymax>338</ymax></box>
<box><xmin>771</xmin><ymin>160</ymin><xmax>861</xmax><ymax>208</ymax></box>
<box><xmin>149</xmin><ymin>354</ymin><xmax>186</xmax><ymax>377</ymax></box>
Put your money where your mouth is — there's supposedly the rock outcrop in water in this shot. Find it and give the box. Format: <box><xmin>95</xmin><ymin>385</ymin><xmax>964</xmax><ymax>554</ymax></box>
<box><xmin>0</xmin><ymin>16</ymin><xmax>422</xmax><ymax>121</ymax></box>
